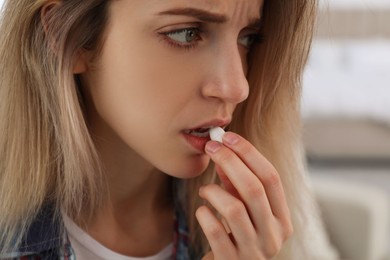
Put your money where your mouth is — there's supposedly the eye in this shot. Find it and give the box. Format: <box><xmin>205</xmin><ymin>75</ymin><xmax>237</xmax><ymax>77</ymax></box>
<box><xmin>238</xmin><ymin>33</ymin><xmax>264</xmax><ymax>49</ymax></box>
<box><xmin>165</xmin><ymin>28</ymin><xmax>200</xmax><ymax>44</ymax></box>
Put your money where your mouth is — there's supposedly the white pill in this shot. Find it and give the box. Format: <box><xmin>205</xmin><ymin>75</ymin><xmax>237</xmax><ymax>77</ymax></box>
<box><xmin>209</xmin><ymin>127</ymin><xmax>225</xmax><ymax>143</ymax></box>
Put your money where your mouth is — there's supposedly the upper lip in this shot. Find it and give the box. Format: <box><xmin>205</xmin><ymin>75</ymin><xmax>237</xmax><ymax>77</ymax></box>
<box><xmin>186</xmin><ymin>118</ymin><xmax>232</xmax><ymax>131</ymax></box>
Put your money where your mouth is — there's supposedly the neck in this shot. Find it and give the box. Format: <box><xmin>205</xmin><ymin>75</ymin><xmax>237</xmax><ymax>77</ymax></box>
<box><xmin>77</xmin><ymin>112</ymin><xmax>174</xmax><ymax>256</ymax></box>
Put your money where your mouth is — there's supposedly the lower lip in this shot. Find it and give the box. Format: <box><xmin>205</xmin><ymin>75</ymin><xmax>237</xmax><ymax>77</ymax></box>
<box><xmin>182</xmin><ymin>132</ymin><xmax>210</xmax><ymax>152</ymax></box>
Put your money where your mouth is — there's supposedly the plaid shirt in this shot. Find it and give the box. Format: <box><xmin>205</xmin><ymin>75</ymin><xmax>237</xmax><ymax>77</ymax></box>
<box><xmin>1</xmin><ymin>203</ymin><xmax>196</xmax><ymax>260</ymax></box>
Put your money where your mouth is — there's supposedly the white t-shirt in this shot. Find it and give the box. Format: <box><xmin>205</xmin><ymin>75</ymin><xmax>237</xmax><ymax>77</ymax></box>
<box><xmin>62</xmin><ymin>214</ymin><xmax>173</xmax><ymax>260</ymax></box>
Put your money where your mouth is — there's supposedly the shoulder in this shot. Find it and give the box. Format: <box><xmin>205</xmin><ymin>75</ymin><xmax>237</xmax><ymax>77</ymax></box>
<box><xmin>0</xmin><ymin>205</ymin><xmax>74</xmax><ymax>260</ymax></box>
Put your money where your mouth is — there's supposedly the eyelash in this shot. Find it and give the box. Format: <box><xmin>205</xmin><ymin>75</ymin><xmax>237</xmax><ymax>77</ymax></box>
<box><xmin>160</xmin><ymin>26</ymin><xmax>264</xmax><ymax>51</ymax></box>
<box><xmin>160</xmin><ymin>27</ymin><xmax>202</xmax><ymax>51</ymax></box>
<box><xmin>241</xmin><ymin>33</ymin><xmax>265</xmax><ymax>48</ymax></box>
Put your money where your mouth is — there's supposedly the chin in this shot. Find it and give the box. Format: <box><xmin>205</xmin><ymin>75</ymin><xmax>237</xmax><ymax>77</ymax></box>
<box><xmin>160</xmin><ymin>154</ymin><xmax>211</xmax><ymax>179</ymax></box>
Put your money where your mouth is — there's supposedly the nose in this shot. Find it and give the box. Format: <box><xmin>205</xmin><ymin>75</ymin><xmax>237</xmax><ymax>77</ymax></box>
<box><xmin>201</xmin><ymin>42</ymin><xmax>249</xmax><ymax>105</ymax></box>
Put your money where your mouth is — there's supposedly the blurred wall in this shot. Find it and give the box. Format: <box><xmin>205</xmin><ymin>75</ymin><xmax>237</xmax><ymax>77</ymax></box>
<box><xmin>302</xmin><ymin>0</ymin><xmax>390</xmax><ymax>122</ymax></box>
<box><xmin>316</xmin><ymin>9</ymin><xmax>390</xmax><ymax>39</ymax></box>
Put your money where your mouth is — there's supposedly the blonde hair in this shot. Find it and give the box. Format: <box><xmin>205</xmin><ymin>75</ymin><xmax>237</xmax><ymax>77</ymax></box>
<box><xmin>0</xmin><ymin>0</ymin><xmax>109</xmax><ymax>253</ymax></box>
<box><xmin>0</xmin><ymin>0</ymin><xmax>328</xmax><ymax>258</ymax></box>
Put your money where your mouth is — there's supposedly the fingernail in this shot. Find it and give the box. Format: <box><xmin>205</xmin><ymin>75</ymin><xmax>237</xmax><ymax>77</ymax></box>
<box><xmin>223</xmin><ymin>132</ymin><xmax>239</xmax><ymax>145</ymax></box>
<box><xmin>205</xmin><ymin>141</ymin><xmax>222</xmax><ymax>153</ymax></box>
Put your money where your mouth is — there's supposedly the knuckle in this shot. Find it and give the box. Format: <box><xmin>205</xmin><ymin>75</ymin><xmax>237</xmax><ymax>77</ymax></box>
<box><xmin>246</xmin><ymin>182</ymin><xmax>264</xmax><ymax>198</ymax></box>
<box><xmin>283</xmin><ymin>221</ymin><xmax>294</xmax><ymax>240</ymax></box>
<box><xmin>264</xmin><ymin>169</ymin><xmax>281</xmax><ymax>188</ymax></box>
<box><xmin>224</xmin><ymin>201</ymin><xmax>246</xmax><ymax>220</ymax></box>
<box><xmin>206</xmin><ymin>223</ymin><xmax>225</xmax><ymax>240</ymax></box>
<box><xmin>264</xmin><ymin>235</ymin><xmax>282</xmax><ymax>258</ymax></box>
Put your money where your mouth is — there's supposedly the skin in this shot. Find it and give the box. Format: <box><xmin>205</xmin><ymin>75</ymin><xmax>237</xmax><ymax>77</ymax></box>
<box><xmin>70</xmin><ymin>0</ymin><xmax>293</xmax><ymax>258</ymax></box>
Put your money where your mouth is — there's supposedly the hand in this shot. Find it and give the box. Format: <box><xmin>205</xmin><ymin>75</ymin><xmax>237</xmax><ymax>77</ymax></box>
<box><xmin>196</xmin><ymin>132</ymin><xmax>293</xmax><ymax>260</ymax></box>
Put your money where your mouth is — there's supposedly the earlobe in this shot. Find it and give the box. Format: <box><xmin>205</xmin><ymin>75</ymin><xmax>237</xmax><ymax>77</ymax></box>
<box><xmin>73</xmin><ymin>51</ymin><xmax>88</xmax><ymax>74</ymax></box>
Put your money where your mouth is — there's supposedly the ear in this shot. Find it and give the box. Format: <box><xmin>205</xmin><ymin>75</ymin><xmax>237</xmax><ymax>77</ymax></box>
<box><xmin>41</xmin><ymin>1</ymin><xmax>89</xmax><ymax>74</ymax></box>
<box><xmin>73</xmin><ymin>50</ymin><xmax>89</xmax><ymax>74</ymax></box>
<box><xmin>40</xmin><ymin>1</ymin><xmax>61</xmax><ymax>36</ymax></box>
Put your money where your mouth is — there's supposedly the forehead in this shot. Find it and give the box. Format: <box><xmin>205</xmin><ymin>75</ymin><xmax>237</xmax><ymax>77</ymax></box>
<box><xmin>168</xmin><ymin>0</ymin><xmax>264</xmax><ymax>16</ymax></box>
<box><xmin>147</xmin><ymin>0</ymin><xmax>263</xmax><ymax>19</ymax></box>
<box><xmin>180</xmin><ymin>0</ymin><xmax>263</xmax><ymax>11</ymax></box>
<box><xmin>109</xmin><ymin>0</ymin><xmax>264</xmax><ymax>30</ymax></box>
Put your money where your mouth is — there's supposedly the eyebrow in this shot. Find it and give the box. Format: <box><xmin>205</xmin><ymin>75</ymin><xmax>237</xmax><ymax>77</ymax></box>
<box><xmin>247</xmin><ymin>17</ymin><xmax>262</xmax><ymax>30</ymax></box>
<box><xmin>157</xmin><ymin>7</ymin><xmax>262</xmax><ymax>28</ymax></box>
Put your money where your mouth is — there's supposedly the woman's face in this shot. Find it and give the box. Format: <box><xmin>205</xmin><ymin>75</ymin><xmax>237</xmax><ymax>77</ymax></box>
<box><xmin>81</xmin><ymin>0</ymin><xmax>263</xmax><ymax>178</ymax></box>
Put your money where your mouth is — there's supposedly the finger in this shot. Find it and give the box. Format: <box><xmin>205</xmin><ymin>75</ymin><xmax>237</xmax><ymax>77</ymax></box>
<box><xmin>222</xmin><ymin>132</ymin><xmax>290</xmax><ymax>222</ymax></box>
<box><xmin>215</xmin><ymin>164</ymin><xmax>240</xmax><ymax>199</ymax></box>
<box><xmin>199</xmin><ymin>184</ymin><xmax>257</xmax><ymax>250</ymax></box>
<box><xmin>196</xmin><ymin>205</ymin><xmax>237</xmax><ymax>258</ymax></box>
<box><xmin>205</xmin><ymin>141</ymin><xmax>274</xmax><ymax>231</ymax></box>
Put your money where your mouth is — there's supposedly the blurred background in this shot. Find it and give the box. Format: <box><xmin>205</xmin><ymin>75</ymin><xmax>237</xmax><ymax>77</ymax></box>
<box><xmin>0</xmin><ymin>0</ymin><xmax>389</xmax><ymax>259</ymax></box>
<box><xmin>303</xmin><ymin>0</ymin><xmax>390</xmax><ymax>259</ymax></box>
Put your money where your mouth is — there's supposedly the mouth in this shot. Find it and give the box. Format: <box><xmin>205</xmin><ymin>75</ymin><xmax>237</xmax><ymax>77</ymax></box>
<box><xmin>183</xmin><ymin>118</ymin><xmax>231</xmax><ymax>136</ymax></box>
<box><xmin>181</xmin><ymin>128</ymin><xmax>213</xmax><ymax>152</ymax></box>
<box><xmin>183</xmin><ymin>125</ymin><xmax>227</xmax><ymax>138</ymax></box>
<box><xmin>181</xmin><ymin>118</ymin><xmax>230</xmax><ymax>152</ymax></box>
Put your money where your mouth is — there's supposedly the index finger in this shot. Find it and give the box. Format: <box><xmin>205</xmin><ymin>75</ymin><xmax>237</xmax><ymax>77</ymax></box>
<box><xmin>220</xmin><ymin>132</ymin><xmax>290</xmax><ymax>222</ymax></box>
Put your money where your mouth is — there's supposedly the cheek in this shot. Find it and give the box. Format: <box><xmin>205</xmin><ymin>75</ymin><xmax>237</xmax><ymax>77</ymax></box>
<box><xmin>110</xmin><ymin>41</ymin><xmax>198</xmax><ymax>109</ymax></box>
<box><xmin>84</xmin><ymin>34</ymin><xmax>211</xmax><ymax>177</ymax></box>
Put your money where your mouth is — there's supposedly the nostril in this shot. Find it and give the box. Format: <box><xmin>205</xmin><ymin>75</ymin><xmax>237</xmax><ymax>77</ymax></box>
<box><xmin>201</xmin><ymin>77</ymin><xmax>249</xmax><ymax>104</ymax></box>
